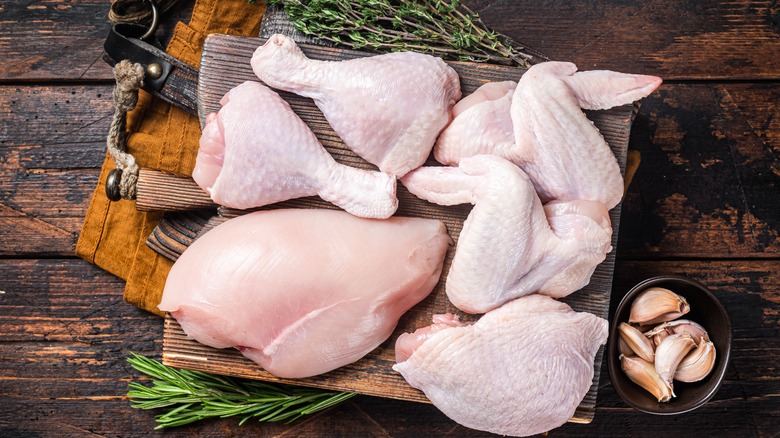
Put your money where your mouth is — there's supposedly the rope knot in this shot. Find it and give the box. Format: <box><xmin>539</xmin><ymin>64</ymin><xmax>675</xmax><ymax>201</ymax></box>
<box><xmin>106</xmin><ymin>60</ymin><xmax>145</xmax><ymax>200</ymax></box>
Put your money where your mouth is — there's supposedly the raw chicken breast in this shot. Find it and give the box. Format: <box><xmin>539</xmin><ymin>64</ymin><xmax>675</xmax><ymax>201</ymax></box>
<box><xmin>159</xmin><ymin>208</ymin><xmax>450</xmax><ymax>378</ymax></box>
<box><xmin>434</xmin><ymin>62</ymin><xmax>661</xmax><ymax>208</ymax></box>
<box><xmin>434</xmin><ymin>81</ymin><xmax>516</xmax><ymax>166</ymax></box>
<box><xmin>393</xmin><ymin>294</ymin><xmax>609</xmax><ymax>437</ymax></box>
<box><xmin>251</xmin><ymin>34</ymin><xmax>462</xmax><ymax>177</ymax></box>
<box><xmin>193</xmin><ymin>81</ymin><xmax>398</xmax><ymax>219</ymax></box>
<box><xmin>402</xmin><ymin>155</ymin><xmax>612</xmax><ymax>313</ymax></box>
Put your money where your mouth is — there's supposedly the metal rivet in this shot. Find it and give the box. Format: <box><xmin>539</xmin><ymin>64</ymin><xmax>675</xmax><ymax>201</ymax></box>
<box><xmin>146</xmin><ymin>63</ymin><xmax>162</xmax><ymax>79</ymax></box>
<box><xmin>105</xmin><ymin>168</ymin><xmax>123</xmax><ymax>201</ymax></box>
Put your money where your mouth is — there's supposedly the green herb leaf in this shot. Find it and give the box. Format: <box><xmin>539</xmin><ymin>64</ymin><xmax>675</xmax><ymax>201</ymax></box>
<box><xmin>127</xmin><ymin>353</ymin><xmax>356</xmax><ymax>429</ymax></box>
<box><xmin>266</xmin><ymin>0</ymin><xmax>537</xmax><ymax>67</ymax></box>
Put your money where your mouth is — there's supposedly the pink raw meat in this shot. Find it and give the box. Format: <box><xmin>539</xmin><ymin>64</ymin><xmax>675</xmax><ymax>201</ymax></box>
<box><xmin>251</xmin><ymin>34</ymin><xmax>461</xmax><ymax>177</ymax></box>
<box><xmin>159</xmin><ymin>208</ymin><xmax>450</xmax><ymax>378</ymax></box>
<box><xmin>193</xmin><ymin>81</ymin><xmax>398</xmax><ymax>219</ymax></box>
<box><xmin>402</xmin><ymin>155</ymin><xmax>612</xmax><ymax>313</ymax></box>
<box><xmin>434</xmin><ymin>61</ymin><xmax>662</xmax><ymax>208</ymax></box>
<box><xmin>394</xmin><ymin>294</ymin><xmax>608</xmax><ymax>437</ymax></box>
<box><xmin>434</xmin><ymin>80</ymin><xmax>516</xmax><ymax>166</ymax></box>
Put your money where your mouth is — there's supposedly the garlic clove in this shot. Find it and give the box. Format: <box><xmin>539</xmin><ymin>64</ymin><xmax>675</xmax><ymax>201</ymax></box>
<box><xmin>654</xmin><ymin>333</ymin><xmax>696</xmax><ymax>386</ymax></box>
<box><xmin>618</xmin><ymin>336</ymin><xmax>635</xmax><ymax>357</ymax></box>
<box><xmin>651</xmin><ymin>329</ymin><xmax>673</xmax><ymax>348</ymax></box>
<box><xmin>620</xmin><ymin>354</ymin><xmax>675</xmax><ymax>402</ymax></box>
<box><xmin>618</xmin><ymin>322</ymin><xmax>655</xmax><ymax>362</ymax></box>
<box><xmin>674</xmin><ymin>340</ymin><xmax>716</xmax><ymax>382</ymax></box>
<box><xmin>644</xmin><ymin>323</ymin><xmax>675</xmax><ymax>348</ymax></box>
<box><xmin>645</xmin><ymin>319</ymin><xmax>710</xmax><ymax>345</ymax></box>
<box><xmin>628</xmin><ymin>287</ymin><xmax>690</xmax><ymax>325</ymax></box>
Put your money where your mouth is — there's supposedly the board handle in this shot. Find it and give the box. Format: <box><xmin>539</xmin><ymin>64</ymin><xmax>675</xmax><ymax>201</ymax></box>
<box><xmin>136</xmin><ymin>168</ymin><xmax>217</xmax><ymax>212</ymax></box>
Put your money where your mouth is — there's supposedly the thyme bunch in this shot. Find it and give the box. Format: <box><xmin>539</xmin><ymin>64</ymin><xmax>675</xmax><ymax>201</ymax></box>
<box><xmin>266</xmin><ymin>0</ymin><xmax>536</xmax><ymax>67</ymax></box>
<box><xmin>127</xmin><ymin>353</ymin><xmax>356</xmax><ymax>429</ymax></box>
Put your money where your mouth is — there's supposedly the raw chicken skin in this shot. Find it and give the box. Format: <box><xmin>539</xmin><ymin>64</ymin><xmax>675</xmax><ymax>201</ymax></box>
<box><xmin>393</xmin><ymin>294</ymin><xmax>609</xmax><ymax>437</ymax></box>
<box><xmin>193</xmin><ymin>81</ymin><xmax>398</xmax><ymax>219</ymax></box>
<box><xmin>251</xmin><ymin>34</ymin><xmax>462</xmax><ymax>177</ymax></box>
<box><xmin>434</xmin><ymin>62</ymin><xmax>661</xmax><ymax>208</ymax></box>
<box><xmin>401</xmin><ymin>155</ymin><xmax>612</xmax><ymax>313</ymax></box>
<box><xmin>434</xmin><ymin>81</ymin><xmax>516</xmax><ymax>166</ymax></box>
<box><xmin>159</xmin><ymin>209</ymin><xmax>450</xmax><ymax>378</ymax></box>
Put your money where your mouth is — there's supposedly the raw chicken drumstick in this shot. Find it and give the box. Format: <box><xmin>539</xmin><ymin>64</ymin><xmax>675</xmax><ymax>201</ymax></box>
<box><xmin>401</xmin><ymin>155</ymin><xmax>612</xmax><ymax>314</ymax></box>
<box><xmin>159</xmin><ymin>208</ymin><xmax>450</xmax><ymax>379</ymax></box>
<box><xmin>394</xmin><ymin>294</ymin><xmax>609</xmax><ymax>437</ymax></box>
<box><xmin>434</xmin><ymin>61</ymin><xmax>662</xmax><ymax>208</ymax></box>
<box><xmin>251</xmin><ymin>33</ymin><xmax>462</xmax><ymax>177</ymax></box>
<box><xmin>193</xmin><ymin>81</ymin><xmax>398</xmax><ymax>219</ymax></box>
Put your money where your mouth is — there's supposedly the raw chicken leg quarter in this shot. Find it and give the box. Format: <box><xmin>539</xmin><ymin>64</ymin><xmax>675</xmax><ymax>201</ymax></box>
<box><xmin>394</xmin><ymin>294</ymin><xmax>609</xmax><ymax>437</ymax></box>
<box><xmin>159</xmin><ymin>208</ymin><xmax>450</xmax><ymax>378</ymax></box>
<box><xmin>252</xmin><ymin>33</ymin><xmax>462</xmax><ymax>177</ymax></box>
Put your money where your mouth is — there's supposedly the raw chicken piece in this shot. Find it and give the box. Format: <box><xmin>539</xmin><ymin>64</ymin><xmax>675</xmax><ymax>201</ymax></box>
<box><xmin>393</xmin><ymin>294</ymin><xmax>609</xmax><ymax>437</ymax></box>
<box><xmin>433</xmin><ymin>81</ymin><xmax>516</xmax><ymax>166</ymax></box>
<box><xmin>251</xmin><ymin>34</ymin><xmax>461</xmax><ymax>177</ymax></box>
<box><xmin>159</xmin><ymin>208</ymin><xmax>450</xmax><ymax>379</ymax></box>
<box><xmin>193</xmin><ymin>81</ymin><xmax>398</xmax><ymax>219</ymax></box>
<box><xmin>402</xmin><ymin>155</ymin><xmax>612</xmax><ymax>313</ymax></box>
<box><xmin>434</xmin><ymin>61</ymin><xmax>661</xmax><ymax>208</ymax></box>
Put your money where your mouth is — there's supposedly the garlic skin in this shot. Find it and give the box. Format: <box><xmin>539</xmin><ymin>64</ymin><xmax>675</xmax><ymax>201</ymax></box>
<box><xmin>674</xmin><ymin>340</ymin><xmax>716</xmax><ymax>382</ymax></box>
<box><xmin>645</xmin><ymin>319</ymin><xmax>710</xmax><ymax>345</ymax></box>
<box><xmin>618</xmin><ymin>322</ymin><xmax>655</xmax><ymax>362</ymax></box>
<box><xmin>618</xmin><ymin>337</ymin><xmax>634</xmax><ymax>356</ymax></box>
<box><xmin>620</xmin><ymin>354</ymin><xmax>674</xmax><ymax>402</ymax></box>
<box><xmin>649</xmin><ymin>327</ymin><xmax>673</xmax><ymax>348</ymax></box>
<box><xmin>629</xmin><ymin>287</ymin><xmax>690</xmax><ymax>325</ymax></box>
<box><xmin>654</xmin><ymin>333</ymin><xmax>696</xmax><ymax>386</ymax></box>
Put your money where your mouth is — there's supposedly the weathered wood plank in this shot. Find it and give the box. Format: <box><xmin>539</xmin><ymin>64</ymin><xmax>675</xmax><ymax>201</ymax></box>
<box><xmin>0</xmin><ymin>85</ymin><xmax>111</xmax><ymax>255</ymax></box>
<box><xmin>471</xmin><ymin>0</ymin><xmax>780</xmax><ymax>80</ymax></box>
<box><xmin>0</xmin><ymin>258</ymin><xmax>775</xmax><ymax>436</ymax></box>
<box><xmin>0</xmin><ymin>0</ymin><xmax>193</xmax><ymax>81</ymax></box>
<box><xmin>3</xmin><ymin>1</ymin><xmax>780</xmax><ymax>81</ymax></box>
<box><xmin>618</xmin><ymin>84</ymin><xmax>780</xmax><ymax>258</ymax></box>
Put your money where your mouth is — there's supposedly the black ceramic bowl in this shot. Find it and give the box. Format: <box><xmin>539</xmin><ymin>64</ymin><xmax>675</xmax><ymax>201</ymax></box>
<box><xmin>607</xmin><ymin>275</ymin><xmax>732</xmax><ymax>414</ymax></box>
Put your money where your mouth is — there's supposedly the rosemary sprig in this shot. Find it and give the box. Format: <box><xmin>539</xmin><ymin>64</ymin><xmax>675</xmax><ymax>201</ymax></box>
<box><xmin>266</xmin><ymin>0</ymin><xmax>536</xmax><ymax>68</ymax></box>
<box><xmin>126</xmin><ymin>353</ymin><xmax>357</xmax><ymax>429</ymax></box>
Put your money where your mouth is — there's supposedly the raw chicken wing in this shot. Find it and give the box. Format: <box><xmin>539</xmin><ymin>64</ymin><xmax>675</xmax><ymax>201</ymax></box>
<box><xmin>393</xmin><ymin>294</ymin><xmax>609</xmax><ymax>437</ymax></box>
<box><xmin>193</xmin><ymin>81</ymin><xmax>398</xmax><ymax>219</ymax></box>
<box><xmin>434</xmin><ymin>62</ymin><xmax>661</xmax><ymax>208</ymax></box>
<box><xmin>159</xmin><ymin>208</ymin><xmax>450</xmax><ymax>378</ymax></box>
<box><xmin>433</xmin><ymin>80</ymin><xmax>516</xmax><ymax>166</ymax></box>
<box><xmin>251</xmin><ymin>34</ymin><xmax>462</xmax><ymax>177</ymax></box>
<box><xmin>402</xmin><ymin>155</ymin><xmax>612</xmax><ymax>313</ymax></box>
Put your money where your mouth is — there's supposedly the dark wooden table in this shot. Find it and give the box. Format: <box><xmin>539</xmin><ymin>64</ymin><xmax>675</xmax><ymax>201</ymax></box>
<box><xmin>1</xmin><ymin>1</ymin><xmax>778</xmax><ymax>436</ymax></box>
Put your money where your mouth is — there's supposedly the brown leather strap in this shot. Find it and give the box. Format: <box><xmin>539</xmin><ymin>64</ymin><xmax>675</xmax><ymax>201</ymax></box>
<box><xmin>103</xmin><ymin>23</ymin><xmax>199</xmax><ymax>114</ymax></box>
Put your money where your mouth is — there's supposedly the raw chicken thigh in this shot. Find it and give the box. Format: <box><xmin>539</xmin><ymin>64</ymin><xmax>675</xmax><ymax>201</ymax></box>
<box><xmin>393</xmin><ymin>294</ymin><xmax>609</xmax><ymax>437</ymax></box>
<box><xmin>159</xmin><ymin>208</ymin><xmax>450</xmax><ymax>378</ymax></box>
<box><xmin>435</xmin><ymin>61</ymin><xmax>661</xmax><ymax>208</ymax></box>
<box><xmin>402</xmin><ymin>155</ymin><xmax>612</xmax><ymax>313</ymax></box>
<box><xmin>193</xmin><ymin>81</ymin><xmax>398</xmax><ymax>219</ymax></box>
<box><xmin>251</xmin><ymin>34</ymin><xmax>462</xmax><ymax>177</ymax></box>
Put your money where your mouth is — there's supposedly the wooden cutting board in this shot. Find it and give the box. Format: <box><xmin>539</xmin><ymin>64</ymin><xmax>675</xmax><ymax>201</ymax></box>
<box><xmin>162</xmin><ymin>34</ymin><xmax>634</xmax><ymax>424</ymax></box>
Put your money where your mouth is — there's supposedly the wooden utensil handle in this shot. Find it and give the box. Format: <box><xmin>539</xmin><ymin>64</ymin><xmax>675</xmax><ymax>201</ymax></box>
<box><xmin>136</xmin><ymin>168</ymin><xmax>217</xmax><ymax>212</ymax></box>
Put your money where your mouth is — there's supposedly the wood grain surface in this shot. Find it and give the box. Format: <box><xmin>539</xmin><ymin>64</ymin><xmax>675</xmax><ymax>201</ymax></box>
<box><xmin>4</xmin><ymin>1</ymin><xmax>779</xmax><ymax>81</ymax></box>
<box><xmin>1</xmin><ymin>1</ymin><xmax>779</xmax><ymax>437</ymax></box>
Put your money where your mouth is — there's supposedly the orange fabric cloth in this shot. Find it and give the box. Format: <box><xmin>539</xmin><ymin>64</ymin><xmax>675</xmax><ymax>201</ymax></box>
<box><xmin>76</xmin><ymin>0</ymin><xmax>266</xmax><ymax>316</ymax></box>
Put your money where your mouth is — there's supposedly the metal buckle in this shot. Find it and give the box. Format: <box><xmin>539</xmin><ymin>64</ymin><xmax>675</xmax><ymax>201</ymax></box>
<box><xmin>139</xmin><ymin>0</ymin><xmax>160</xmax><ymax>41</ymax></box>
